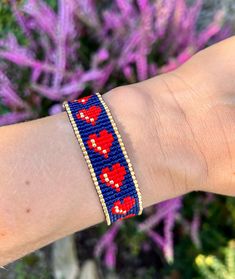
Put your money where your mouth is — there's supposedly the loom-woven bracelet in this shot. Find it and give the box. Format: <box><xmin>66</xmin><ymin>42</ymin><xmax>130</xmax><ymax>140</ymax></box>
<box><xmin>63</xmin><ymin>93</ymin><xmax>143</xmax><ymax>225</ymax></box>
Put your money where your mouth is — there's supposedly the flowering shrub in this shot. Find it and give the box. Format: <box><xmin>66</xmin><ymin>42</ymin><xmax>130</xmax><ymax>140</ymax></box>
<box><xmin>0</xmin><ymin>0</ymin><xmax>230</xmax><ymax>125</ymax></box>
<box><xmin>0</xmin><ymin>0</ymin><xmax>234</xmax><ymax>278</ymax></box>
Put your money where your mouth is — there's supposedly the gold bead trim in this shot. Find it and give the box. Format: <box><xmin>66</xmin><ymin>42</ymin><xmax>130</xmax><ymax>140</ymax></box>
<box><xmin>96</xmin><ymin>92</ymin><xmax>143</xmax><ymax>215</ymax></box>
<box><xmin>63</xmin><ymin>101</ymin><xmax>111</xmax><ymax>225</ymax></box>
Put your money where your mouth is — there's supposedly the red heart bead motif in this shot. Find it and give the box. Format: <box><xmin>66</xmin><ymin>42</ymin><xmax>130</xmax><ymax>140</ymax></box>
<box><xmin>100</xmin><ymin>163</ymin><xmax>126</xmax><ymax>192</ymax></box>
<box><xmin>76</xmin><ymin>106</ymin><xmax>101</xmax><ymax>126</ymax></box>
<box><xmin>77</xmin><ymin>96</ymin><xmax>91</xmax><ymax>104</ymax></box>
<box><xmin>111</xmin><ymin>196</ymin><xmax>136</xmax><ymax>215</ymax></box>
<box><xmin>87</xmin><ymin>129</ymin><xmax>114</xmax><ymax>158</ymax></box>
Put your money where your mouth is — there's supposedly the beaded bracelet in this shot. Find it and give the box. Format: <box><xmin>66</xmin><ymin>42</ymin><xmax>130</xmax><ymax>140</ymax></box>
<box><xmin>63</xmin><ymin>93</ymin><xmax>143</xmax><ymax>225</ymax></box>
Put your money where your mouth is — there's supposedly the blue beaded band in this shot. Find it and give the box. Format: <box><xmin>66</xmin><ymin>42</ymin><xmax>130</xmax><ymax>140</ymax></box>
<box><xmin>63</xmin><ymin>93</ymin><xmax>143</xmax><ymax>225</ymax></box>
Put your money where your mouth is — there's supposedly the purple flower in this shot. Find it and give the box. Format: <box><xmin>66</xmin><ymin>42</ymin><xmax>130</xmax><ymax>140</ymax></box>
<box><xmin>94</xmin><ymin>221</ymin><xmax>122</xmax><ymax>258</ymax></box>
<box><xmin>140</xmin><ymin>198</ymin><xmax>182</xmax><ymax>263</ymax></box>
<box><xmin>139</xmin><ymin>197</ymin><xmax>182</xmax><ymax>232</ymax></box>
<box><xmin>190</xmin><ymin>211</ymin><xmax>201</xmax><ymax>249</ymax></box>
<box><xmin>104</xmin><ymin>243</ymin><xmax>117</xmax><ymax>270</ymax></box>
<box><xmin>0</xmin><ymin>111</ymin><xmax>32</xmax><ymax>126</ymax></box>
<box><xmin>0</xmin><ymin>0</ymin><xmax>230</xmax><ymax>127</ymax></box>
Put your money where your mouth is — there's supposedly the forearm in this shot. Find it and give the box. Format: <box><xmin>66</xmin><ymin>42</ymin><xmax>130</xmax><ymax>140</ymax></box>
<box><xmin>0</xmin><ymin>111</ymin><xmax>104</xmax><ymax>265</ymax></box>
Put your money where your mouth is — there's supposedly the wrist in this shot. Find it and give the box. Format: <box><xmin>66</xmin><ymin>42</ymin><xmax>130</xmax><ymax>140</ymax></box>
<box><xmin>136</xmin><ymin>74</ymin><xmax>206</xmax><ymax>194</ymax></box>
<box><xmin>102</xmin><ymin>77</ymin><xmax>203</xmax><ymax>208</ymax></box>
<box><xmin>165</xmin><ymin>64</ymin><xmax>235</xmax><ymax>196</ymax></box>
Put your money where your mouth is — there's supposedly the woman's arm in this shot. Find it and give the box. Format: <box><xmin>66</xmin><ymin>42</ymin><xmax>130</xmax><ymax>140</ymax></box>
<box><xmin>0</xmin><ymin>78</ymin><xmax>195</xmax><ymax>266</ymax></box>
<box><xmin>1</xmin><ymin>36</ymin><xmax>235</xmax><ymax>266</ymax></box>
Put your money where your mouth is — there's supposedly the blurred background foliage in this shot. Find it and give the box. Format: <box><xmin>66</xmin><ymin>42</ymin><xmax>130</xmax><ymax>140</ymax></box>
<box><xmin>0</xmin><ymin>0</ymin><xmax>235</xmax><ymax>278</ymax></box>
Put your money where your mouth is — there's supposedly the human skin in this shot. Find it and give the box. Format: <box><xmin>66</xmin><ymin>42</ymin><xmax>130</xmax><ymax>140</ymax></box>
<box><xmin>0</xmin><ymin>36</ymin><xmax>235</xmax><ymax>266</ymax></box>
